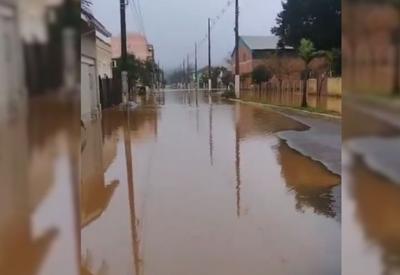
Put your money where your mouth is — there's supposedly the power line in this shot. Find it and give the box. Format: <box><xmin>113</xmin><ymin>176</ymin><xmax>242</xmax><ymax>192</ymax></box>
<box><xmin>181</xmin><ymin>0</ymin><xmax>235</xmax><ymax>63</ymax></box>
<box><xmin>128</xmin><ymin>0</ymin><xmax>146</xmax><ymax>37</ymax></box>
<box><xmin>136</xmin><ymin>0</ymin><xmax>146</xmax><ymax>35</ymax></box>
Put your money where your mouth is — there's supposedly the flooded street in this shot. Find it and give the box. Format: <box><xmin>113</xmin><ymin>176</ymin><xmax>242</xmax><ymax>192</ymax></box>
<box><xmin>81</xmin><ymin>90</ymin><xmax>340</xmax><ymax>275</ymax></box>
<box><xmin>342</xmin><ymin>100</ymin><xmax>400</xmax><ymax>275</ymax></box>
<box><xmin>0</xmin><ymin>98</ymin><xmax>80</xmax><ymax>275</ymax></box>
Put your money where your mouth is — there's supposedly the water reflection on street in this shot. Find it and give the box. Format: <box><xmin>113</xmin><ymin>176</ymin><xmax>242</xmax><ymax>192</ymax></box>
<box><xmin>343</xmin><ymin>101</ymin><xmax>400</xmax><ymax>275</ymax></box>
<box><xmin>80</xmin><ymin>90</ymin><xmax>340</xmax><ymax>275</ymax></box>
<box><xmin>0</xmin><ymin>97</ymin><xmax>80</xmax><ymax>275</ymax></box>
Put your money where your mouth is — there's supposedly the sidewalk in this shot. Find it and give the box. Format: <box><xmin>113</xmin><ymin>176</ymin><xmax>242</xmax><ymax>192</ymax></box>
<box><xmin>277</xmin><ymin>110</ymin><xmax>341</xmax><ymax>176</ymax></box>
<box><xmin>232</xmin><ymin>99</ymin><xmax>342</xmax><ymax>176</ymax></box>
<box><xmin>343</xmin><ymin>95</ymin><xmax>400</xmax><ymax>184</ymax></box>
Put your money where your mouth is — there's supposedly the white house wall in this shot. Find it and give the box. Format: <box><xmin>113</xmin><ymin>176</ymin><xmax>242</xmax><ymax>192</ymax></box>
<box><xmin>96</xmin><ymin>37</ymin><xmax>112</xmax><ymax>78</ymax></box>
<box><xmin>0</xmin><ymin>2</ymin><xmax>25</xmax><ymax>125</ymax></box>
<box><xmin>81</xmin><ymin>56</ymin><xmax>98</xmax><ymax>121</ymax></box>
<box><xmin>81</xmin><ymin>26</ymin><xmax>100</xmax><ymax>122</ymax></box>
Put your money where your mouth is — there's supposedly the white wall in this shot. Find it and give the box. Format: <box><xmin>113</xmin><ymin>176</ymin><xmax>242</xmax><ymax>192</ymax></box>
<box><xmin>96</xmin><ymin>36</ymin><xmax>112</xmax><ymax>78</ymax></box>
<box><xmin>81</xmin><ymin>23</ymin><xmax>100</xmax><ymax>122</ymax></box>
<box><xmin>0</xmin><ymin>3</ymin><xmax>25</xmax><ymax>124</ymax></box>
<box><xmin>81</xmin><ymin>56</ymin><xmax>99</xmax><ymax>121</ymax></box>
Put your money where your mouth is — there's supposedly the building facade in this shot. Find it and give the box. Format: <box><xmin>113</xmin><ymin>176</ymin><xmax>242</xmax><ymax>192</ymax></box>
<box><xmin>0</xmin><ymin>0</ymin><xmax>25</xmax><ymax>123</ymax></box>
<box><xmin>81</xmin><ymin>9</ymin><xmax>112</xmax><ymax>121</ymax></box>
<box><xmin>231</xmin><ymin>36</ymin><xmax>300</xmax><ymax>89</ymax></box>
<box><xmin>111</xmin><ymin>33</ymin><xmax>153</xmax><ymax>62</ymax></box>
<box><xmin>96</xmin><ymin>29</ymin><xmax>112</xmax><ymax>79</ymax></box>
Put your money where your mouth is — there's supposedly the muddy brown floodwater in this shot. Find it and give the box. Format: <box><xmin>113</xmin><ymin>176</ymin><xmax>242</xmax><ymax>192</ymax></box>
<box><xmin>80</xmin><ymin>90</ymin><xmax>340</xmax><ymax>275</ymax></box>
<box><xmin>0</xmin><ymin>97</ymin><xmax>80</xmax><ymax>275</ymax></box>
<box><xmin>342</xmin><ymin>101</ymin><xmax>400</xmax><ymax>275</ymax></box>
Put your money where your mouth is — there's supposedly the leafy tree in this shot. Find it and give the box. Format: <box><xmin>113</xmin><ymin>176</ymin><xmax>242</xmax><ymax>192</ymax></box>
<box><xmin>221</xmin><ymin>70</ymin><xmax>234</xmax><ymax>89</ymax></box>
<box><xmin>199</xmin><ymin>72</ymin><xmax>209</xmax><ymax>88</ymax></box>
<box><xmin>298</xmin><ymin>38</ymin><xmax>316</xmax><ymax>107</ymax></box>
<box><xmin>265</xmin><ymin>53</ymin><xmax>303</xmax><ymax>93</ymax></box>
<box><xmin>252</xmin><ymin>65</ymin><xmax>272</xmax><ymax>91</ymax></box>
<box><xmin>114</xmin><ymin>55</ymin><xmax>163</xmax><ymax>91</ymax></box>
<box><xmin>141</xmin><ymin>60</ymin><xmax>155</xmax><ymax>87</ymax></box>
<box><xmin>114</xmin><ymin>54</ymin><xmax>142</xmax><ymax>87</ymax></box>
<box><xmin>271</xmin><ymin>0</ymin><xmax>341</xmax><ymax>50</ymax></box>
<box><xmin>211</xmin><ymin>66</ymin><xmax>227</xmax><ymax>88</ymax></box>
<box><xmin>331</xmin><ymin>48</ymin><xmax>341</xmax><ymax>77</ymax></box>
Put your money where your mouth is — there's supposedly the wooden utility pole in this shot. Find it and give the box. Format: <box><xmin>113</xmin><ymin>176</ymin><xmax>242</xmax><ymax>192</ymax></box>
<box><xmin>208</xmin><ymin>18</ymin><xmax>212</xmax><ymax>91</ymax></box>
<box><xmin>120</xmin><ymin>0</ymin><xmax>127</xmax><ymax>64</ymax></box>
<box><xmin>187</xmin><ymin>54</ymin><xmax>190</xmax><ymax>89</ymax></box>
<box><xmin>234</xmin><ymin>0</ymin><xmax>240</xmax><ymax>98</ymax></box>
<box><xmin>183</xmin><ymin>59</ymin><xmax>185</xmax><ymax>89</ymax></box>
<box><xmin>120</xmin><ymin>0</ymin><xmax>128</xmax><ymax>103</ymax></box>
<box><xmin>195</xmin><ymin>43</ymin><xmax>198</xmax><ymax>90</ymax></box>
<box><xmin>157</xmin><ymin>60</ymin><xmax>160</xmax><ymax>89</ymax></box>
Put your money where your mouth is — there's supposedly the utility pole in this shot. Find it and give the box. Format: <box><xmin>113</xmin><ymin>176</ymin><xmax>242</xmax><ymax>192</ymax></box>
<box><xmin>120</xmin><ymin>0</ymin><xmax>128</xmax><ymax>104</ymax></box>
<box><xmin>183</xmin><ymin>59</ymin><xmax>185</xmax><ymax>89</ymax></box>
<box><xmin>234</xmin><ymin>0</ymin><xmax>240</xmax><ymax>98</ymax></box>
<box><xmin>208</xmin><ymin>18</ymin><xmax>212</xmax><ymax>92</ymax></box>
<box><xmin>157</xmin><ymin>60</ymin><xmax>161</xmax><ymax>90</ymax></box>
<box><xmin>187</xmin><ymin>54</ymin><xmax>190</xmax><ymax>89</ymax></box>
<box><xmin>195</xmin><ymin>42</ymin><xmax>198</xmax><ymax>91</ymax></box>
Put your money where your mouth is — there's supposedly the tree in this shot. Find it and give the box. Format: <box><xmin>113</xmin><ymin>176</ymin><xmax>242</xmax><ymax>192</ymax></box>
<box><xmin>221</xmin><ymin>70</ymin><xmax>234</xmax><ymax>89</ymax></box>
<box><xmin>252</xmin><ymin>65</ymin><xmax>272</xmax><ymax>92</ymax></box>
<box><xmin>265</xmin><ymin>53</ymin><xmax>303</xmax><ymax>93</ymax></box>
<box><xmin>114</xmin><ymin>55</ymin><xmax>163</xmax><ymax>91</ymax></box>
<box><xmin>298</xmin><ymin>38</ymin><xmax>316</xmax><ymax>107</ymax></box>
<box><xmin>114</xmin><ymin>54</ymin><xmax>141</xmax><ymax>87</ymax></box>
<box><xmin>271</xmin><ymin>0</ymin><xmax>341</xmax><ymax>51</ymax></box>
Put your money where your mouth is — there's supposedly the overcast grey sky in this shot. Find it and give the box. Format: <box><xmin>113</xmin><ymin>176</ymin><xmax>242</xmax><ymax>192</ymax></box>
<box><xmin>93</xmin><ymin>0</ymin><xmax>282</xmax><ymax>71</ymax></box>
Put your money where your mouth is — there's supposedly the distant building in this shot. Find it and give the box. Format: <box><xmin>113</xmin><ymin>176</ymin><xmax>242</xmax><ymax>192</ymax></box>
<box><xmin>111</xmin><ymin>33</ymin><xmax>153</xmax><ymax>63</ymax></box>
<box><xmin>231</xmin><ymin>35</ymin><xmax>299</xmax><ymax>88</ymax></box>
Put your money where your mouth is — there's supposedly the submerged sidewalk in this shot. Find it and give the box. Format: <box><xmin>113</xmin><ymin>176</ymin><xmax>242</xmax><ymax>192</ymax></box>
<box><xmin>231</xmin><ymin>99</ymin><xmax>342</xmax><ymax>176</ymax></box>
<box><xmin>343</xmin><ymin>95</ymin><xmax>400</xmax><ymax>184</ymax></box>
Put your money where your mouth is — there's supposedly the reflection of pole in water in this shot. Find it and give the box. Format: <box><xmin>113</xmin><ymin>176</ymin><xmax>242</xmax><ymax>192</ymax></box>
<box><xmin>154</xmin><ymin>109</ymin><xmax>158</xmax><ymax>142</ymax></box>
<box><xmin>209</xmin><ymin>101</ymin><xmax>214</xmax><ymax>166</ymax></box>
<box><xmin>235</xmin><ymin>123</ymin><xmax>241</xmax><ymax>217</ymax></box>
<box><xmin>123</xmin><ymin>109</ymin><xmax>142</xmax><ymax>275</ymax></box>
<box><xmin>195</xmin><ymin>90</ymin><xmax>199</xmax><ymax>107</ymax></box>
<box><xmin>195</xmin><ymin>91</ymin><xmax>200</xmax><ymax>133</ymax></box>
<box><xmin>234</xmin><ymin>104</ymin><xmax>241</xmax><ymax>217</ymax></box>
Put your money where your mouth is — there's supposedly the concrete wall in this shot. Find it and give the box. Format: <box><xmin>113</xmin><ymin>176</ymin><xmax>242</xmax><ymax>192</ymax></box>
<box><xmin>0</xmin><ymin>2</ymin><xmax>26</xmax><ymax>124</ymax></box>
<box><xmin>307</xmin><ymin>79</ymin><xmax>317</xmax><ymax>94</ymax></box>
<box><xmin>343</xmin><ymin>3</ymin><xmax>398</xmax><ymax>95</ymax></box>
<box><xmin>81</xmin><ymin>22</ymin><xmax>100</xmax><ymax>122</ymax></box>
<box><xmin>96</xmin><ymin>35</ymin><xmax>112</xmax><ymax>78</ymax></box>
<box><xmin>327</xmin><ymin>77</ymin><xmax>342</xmax><ymax>96</ymax></box>
<box><xmin>81</xmin><ymin>30</ymin><xmax>96</xmax><ymax>59</ymax></box>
